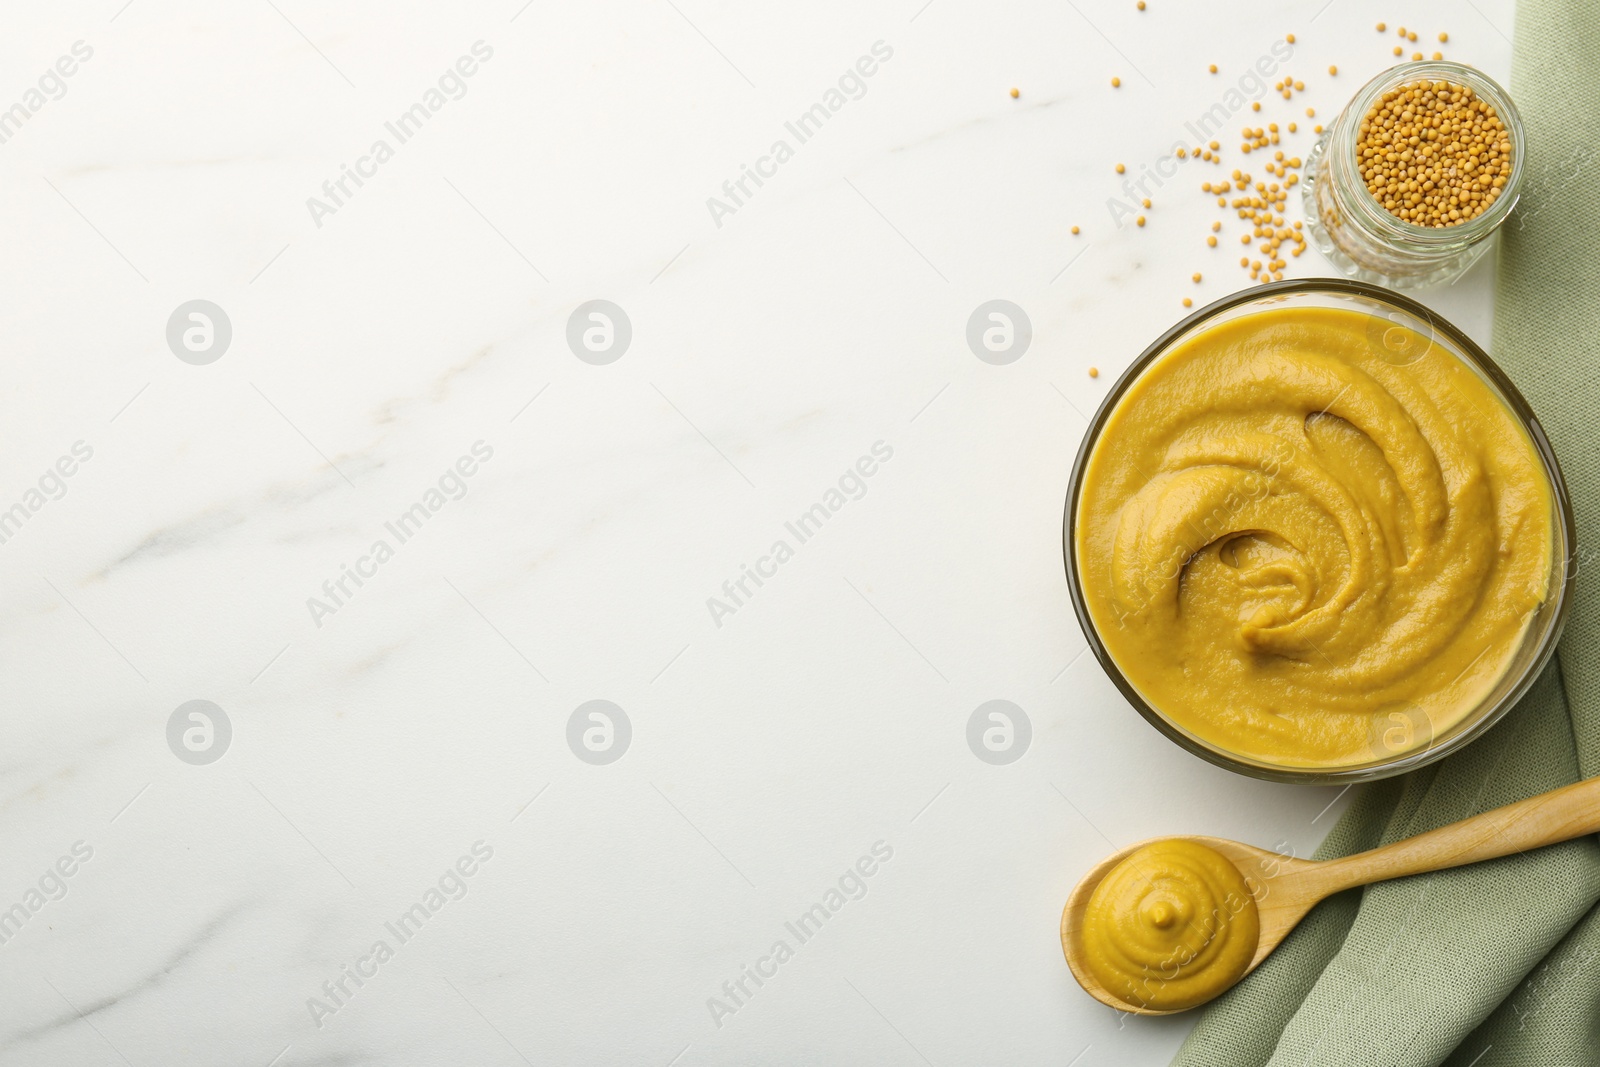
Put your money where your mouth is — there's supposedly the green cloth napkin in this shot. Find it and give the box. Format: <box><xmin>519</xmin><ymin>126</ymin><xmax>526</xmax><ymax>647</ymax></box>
<box><xmin>1170</xmin><ymin>2</ymin><xmax>1600</xmax><ymax>1064</ymax></box>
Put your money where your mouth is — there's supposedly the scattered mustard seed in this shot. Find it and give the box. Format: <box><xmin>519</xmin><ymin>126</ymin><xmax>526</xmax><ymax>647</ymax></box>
<box><xmin>1089</xmin><ymin>366</ymin><xmax>1099</xmax><ymax>377</ymax></box>
<box><xmin>1306</xmin><ymin>107</ymin><xmax>1315</xmax><ymax>116</ymax></box>
<box><xmin>1192</xmin><ymin>272</ymin><xmax>1202</xmax><ymax>282</ymax></box>
<box><xmin>1115</xmin><ymin>162</ymin><xmax>1126</xmax><ymax>173</ymax></box>
<box><xmin>1394</xmin><ymin>46</ymin><xmax>1404</xmax><ymax>55</ymax></box>
<box><xmin>1182</xmin><ymin>298</ymin><xmax>1193</xmax><ymax>307</ymax></box>
<box><xmin>1252</xmin><ymin>101</ymin><xmax>1261</xmax><ymax>111</ymax></box>
<box><xmin>1141</xmin><ymin>198</ymin><xmax>1152</xmax><ymax>208</ymax></box>
<box><xmin>1408</xmin><ymin>31</ymin><xmax>1418</xmax><ymax>42</ymax></box>
<box><xmin>1112</xmin><ymin>76</ymin><xmax>1122</xmax><ymax>87</ymax></box>
<box><xmin>1432</xmin><ymin>52</ymin><xmax>1443</xmax><ymax>60</ymax></box>
<box><xmin>1137</xmin><ymin>0</ymin><xmax>1145</xmax><ymax>9</ymax></box>
<box><xmin>1010</xmin><ymin>87</ymin><xmax>1019</xmax><ymax>98</ymax></box>
<box><xmin>1286</xmin><ymin>33</ymin><xmax>1296</xmax><ymax>43</ymax></box>
<box><xmin>1207</xmin><ymin>235</ymin><xmax>1218</xmax><ymax>246</ymax></box>
<box><xmin>1329</xmin><ymin>65</ymin><xmax>1338</xmax><ymax>75</ymax></box>
<box><xmin>1137</xmin><ymin>215</ymin><xmax>1147</xmax><ymax>226</ymax></box>
<box><xmin>1209</xmin><ymin>64</ymin><xmax>1218</xmax><ymax>73</ymax></box>
<box><xmin>1376</xmin><ymin>21</ymin><xmax>1386</xmax><ymax>31</ymax></box>
<box><xmin>1439</xmin><ymin>31</ymin><xmax>1449</xmax><ymax>42</ymax></box>
<box><xmin>1071</xmin><ymin>225</ymin><xmax>1080</xmax><ymax>235</ymax></box>
<box><xmin>1412</xmin><ymin>52</ymin><xmax>1423</xmax><ymax>60</ymax></box>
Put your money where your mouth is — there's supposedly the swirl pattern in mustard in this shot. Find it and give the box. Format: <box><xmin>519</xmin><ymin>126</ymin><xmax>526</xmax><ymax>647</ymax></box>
<box><xmin>1080</xmin><ymin>839</ymin><xmax>1259</xmax><ymax>1011</ymax></box>
<box><xmin>1076</xmin><ymin>306</ymin><xmax>1553</xmax><ymax>767</ymax></box>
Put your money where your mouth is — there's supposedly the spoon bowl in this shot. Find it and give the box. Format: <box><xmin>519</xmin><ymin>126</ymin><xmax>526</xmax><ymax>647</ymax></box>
<box><xmin>1060</xmin><ymin>835</ymin><xmax>1322</xmax><ymax>1014</ymax></box>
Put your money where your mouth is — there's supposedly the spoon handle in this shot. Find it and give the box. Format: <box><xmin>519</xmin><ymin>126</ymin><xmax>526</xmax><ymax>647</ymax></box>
<box><xmin>1319</xmin><ymin>774</ymin><xmax>1600</xmax><ymax>893</ymax></box>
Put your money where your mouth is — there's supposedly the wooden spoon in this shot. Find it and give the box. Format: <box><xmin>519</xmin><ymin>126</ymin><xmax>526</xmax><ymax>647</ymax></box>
<box><xmin>1061</xmin><ymin>774</ymin><xmax>1600</xmax><ymax>1015</ymax></box>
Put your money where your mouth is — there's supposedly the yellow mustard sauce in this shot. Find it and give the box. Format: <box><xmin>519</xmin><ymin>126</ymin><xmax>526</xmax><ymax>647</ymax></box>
<box><xmin>1080</xmin><ymin>839</ymin><xmax>1260</xmax><ymax>1011</ymax></box>
<box><xmin>1076</xmin><ymin>306</ymin><xmax>1552</xmax><ymax>767</ymax></box>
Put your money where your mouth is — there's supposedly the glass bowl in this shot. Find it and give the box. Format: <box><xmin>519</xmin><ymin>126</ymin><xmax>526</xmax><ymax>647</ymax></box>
<box><xmin>1062</xmin><ymin>279</ymin><xmax>1575</xmax><ymax>784</ymax></box>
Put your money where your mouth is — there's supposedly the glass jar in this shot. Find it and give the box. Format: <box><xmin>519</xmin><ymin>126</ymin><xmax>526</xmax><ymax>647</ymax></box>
<box><xmin>1302</xmin><ymin>61</ymin><xmax>1525</xmax><ymax>288</ymax></box>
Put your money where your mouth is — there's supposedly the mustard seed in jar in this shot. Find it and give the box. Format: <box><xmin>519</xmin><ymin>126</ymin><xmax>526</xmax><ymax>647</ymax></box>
<box><xmin>1357</xmin><ymin>79</ymin><xmax>1512</xmax><ymax>227</ymax></box>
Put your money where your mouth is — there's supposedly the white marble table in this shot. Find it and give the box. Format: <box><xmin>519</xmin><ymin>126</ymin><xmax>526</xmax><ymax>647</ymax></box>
<box><xmin>0</xmin><ymin>0</ymin><xmax>1516</xmax><ymax>1063</ymax></box>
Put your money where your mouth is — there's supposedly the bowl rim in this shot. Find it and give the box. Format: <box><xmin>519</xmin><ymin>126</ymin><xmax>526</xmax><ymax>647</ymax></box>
<box><xmin>1060</xmin><ymin>277</ymin><xmax>1577</xmax><ymax>784</ymax></box>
